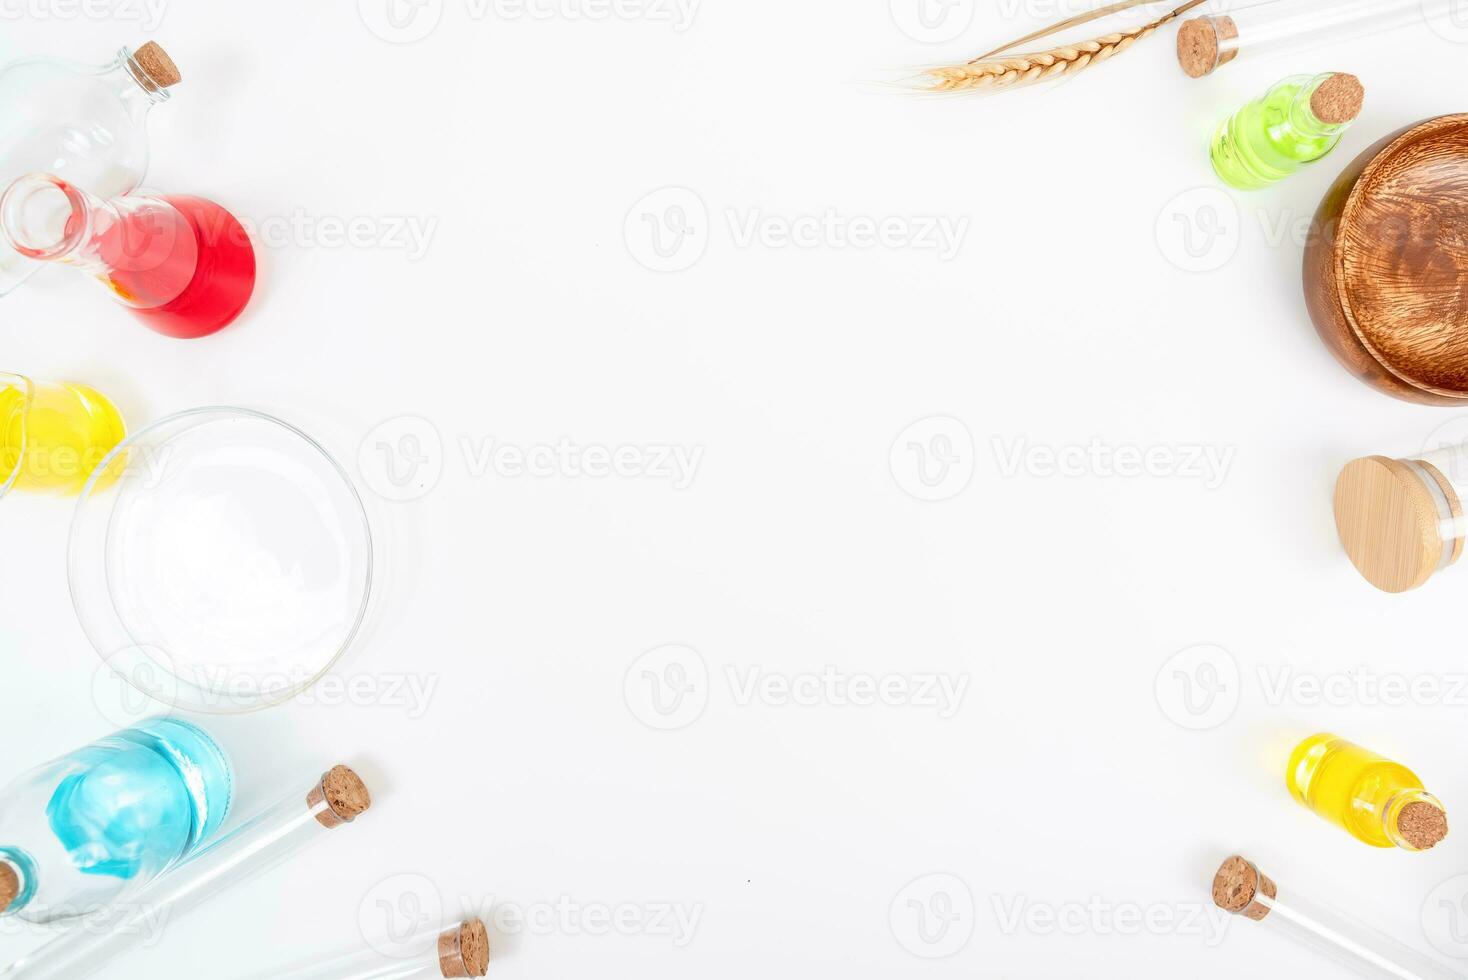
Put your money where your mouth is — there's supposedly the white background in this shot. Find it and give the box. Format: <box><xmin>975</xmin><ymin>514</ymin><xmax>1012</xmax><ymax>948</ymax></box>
<box><xmin>2</xmin><ymin>1</ymin><xmax>1468</xmax><ymax>977</ymax></box>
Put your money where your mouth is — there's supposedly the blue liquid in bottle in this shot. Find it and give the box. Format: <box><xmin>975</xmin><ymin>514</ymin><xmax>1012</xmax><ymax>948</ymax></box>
<box><xmin>0</xmin><ymin>719</ymin><xmax>232</xmax><ymax>921</ymax></box>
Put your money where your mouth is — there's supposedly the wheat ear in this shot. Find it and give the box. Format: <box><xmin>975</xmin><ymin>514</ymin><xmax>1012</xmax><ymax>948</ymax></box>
<box><xmin>919</xmin><ymin>0</ymin><xmax>1202</xmax><ymax>94</ymax></box>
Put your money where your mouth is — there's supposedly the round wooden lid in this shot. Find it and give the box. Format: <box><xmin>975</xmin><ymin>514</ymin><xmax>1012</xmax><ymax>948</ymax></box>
<box><xmin>1335</xmin><ymin>115</ymin><xmax>1468</xmax><ymax>397</ymax></box>
<box><xmin>1334</xmin><ymin>456</ymin><xmax>1450</xmax><ymax>592</ymax></box>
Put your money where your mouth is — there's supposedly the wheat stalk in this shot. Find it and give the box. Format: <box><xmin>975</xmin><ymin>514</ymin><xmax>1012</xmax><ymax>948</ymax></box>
<box><xmin>917</xmin><ymin>0</ymin><xmax>1203</xmax><ymax>94</ymax></box>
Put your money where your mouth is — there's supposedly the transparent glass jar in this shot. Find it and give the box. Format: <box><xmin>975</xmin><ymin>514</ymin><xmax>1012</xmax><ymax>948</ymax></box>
<box><xmin>1334</xmin><ymin>446</ymin><xmax>1468</xmax><ymax>592</ymax></box>
<box><xmin>0</xmin><ymin>43</ymin><xmax>180</xmax><ymax>297</ymax></box>
<box><xmin>0</xmin><ymin>719</ymin><xmax>232</xmax><ymax>923</ymax></box>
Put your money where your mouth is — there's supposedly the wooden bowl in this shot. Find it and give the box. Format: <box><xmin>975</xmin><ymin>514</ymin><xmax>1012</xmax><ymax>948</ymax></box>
<box><xmin>1304</xmin><ymin>114</ymin><xmax>1468</xmax><ymax>404</ymax></box>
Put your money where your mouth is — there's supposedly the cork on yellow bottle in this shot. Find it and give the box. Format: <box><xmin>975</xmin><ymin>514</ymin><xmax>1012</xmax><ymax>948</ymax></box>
<box><xmin>1287</xmin><ymin>734</ymin><xmax>1448</xmax><ymax>851</ymax></box>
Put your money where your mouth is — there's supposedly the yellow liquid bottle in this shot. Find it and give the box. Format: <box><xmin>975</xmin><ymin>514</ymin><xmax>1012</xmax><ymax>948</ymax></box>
<box><xmin>1287</xmin><ymin>734</ymin><xmax>1448</xmax><ymax>851</ymax></box>
<box><xmin>0</xmin><ymin>374</ymin><xmax>126</xmax><ymax>497</ymax></box>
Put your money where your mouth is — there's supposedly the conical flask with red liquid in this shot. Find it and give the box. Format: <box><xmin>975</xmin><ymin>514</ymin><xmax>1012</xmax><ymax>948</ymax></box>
<box><xmin>0</xmin><ymin>173</ymin><xmax>255</xmax><ymax>339</ymax></box>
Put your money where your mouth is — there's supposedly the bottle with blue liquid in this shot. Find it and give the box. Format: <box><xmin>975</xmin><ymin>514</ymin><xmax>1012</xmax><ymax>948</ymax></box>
<box><xmin>0</xmin><ymin>719</ymin><xmax>232</xmax><ymax>922</ymax></box>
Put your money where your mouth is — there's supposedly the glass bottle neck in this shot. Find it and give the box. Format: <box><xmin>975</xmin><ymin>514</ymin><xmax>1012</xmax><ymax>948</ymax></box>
<box><xmin>113</xmin><ymin>47</ymin><xmax>170</xmax><ymax>109</ymax></box>
<box><xmin>1287</xmin><ymin>75</ymin><xmax>1350</xmax><ymax>141</ymax></box>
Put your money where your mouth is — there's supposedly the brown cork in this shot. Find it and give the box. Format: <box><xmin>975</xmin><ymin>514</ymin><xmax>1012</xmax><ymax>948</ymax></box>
<box><xmin>0</xmin><ymin>863</ymin><xmax>18</xmax><ymax>915</ymax></box>
<box><xmin>1212</xmin><ymin>855</ymin><xmax>1275</xmax><ymax>921</ymax></box>
<box><xmin>1399</xmin><ymin>801</ymin><xmax>1449</xmax><ymax>851</ymax></box>
<box><xmin>1311</xmin><ymin>73</ymin><xmax>1364</xmax><ymax>126</ymax></box>
<box><xmin>307</xmin><ymin>765</ymin><xmax>371</xmax><ymax>829</ymax></box>
<box><xmin>134</xmin><ymin>42</ymin><xmax>181</xmax><ymax>89</ymax></box>
<box><xmin>1176</xmin><ymin>15</ymin><xmax>1236</xmax><ymax>78</ymax></box>
<box><xmin>438</xmin><ymin>919</ymin><xmax>490</xmax><ymax>978</ymax></box>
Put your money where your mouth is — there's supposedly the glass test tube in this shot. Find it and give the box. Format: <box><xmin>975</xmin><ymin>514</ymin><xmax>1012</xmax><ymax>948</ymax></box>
<box><xmin>0</xmin><ymin>766</ymin><xmax>371</xmax><ymax>980</ymax></box>
<box><xmin>1334</xmin><ymin>446</ymin><xmax>1468</xmax><ymax>593</ymax></box>
<box><xmin>238</xmin><ymin>918</ymin><xmax>490</xmax><ymax>980</ymax></box>
<box><xmin>1178</xmin><ymin>0</ymin><xmax>1463</xmax><ymax>77</ymax></box>
<box><xmin>1213</xmin><ymin>856</ymin><xmax>1462</xmax><ymax>979</ymax></box>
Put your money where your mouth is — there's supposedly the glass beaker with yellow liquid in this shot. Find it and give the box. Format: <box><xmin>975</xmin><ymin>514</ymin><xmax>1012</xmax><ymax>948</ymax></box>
<box><xmin>0</xmin><ymin>374</ymin><xmax>126</xmax><ymax>497</ymax></box>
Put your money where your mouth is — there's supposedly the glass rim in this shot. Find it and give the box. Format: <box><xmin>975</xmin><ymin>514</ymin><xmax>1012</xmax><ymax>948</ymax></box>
<box><xmin>68</xmin><ymin>406</ymin><xmax>375</xmax><ymax>714</ymax></box>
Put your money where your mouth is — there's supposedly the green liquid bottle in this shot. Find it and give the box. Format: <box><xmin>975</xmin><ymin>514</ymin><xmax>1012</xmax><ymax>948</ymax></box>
<box><xmin>1211</xmin><ymin>73</ymin><xmax>1364</xmax><ymax>191</ymax></box>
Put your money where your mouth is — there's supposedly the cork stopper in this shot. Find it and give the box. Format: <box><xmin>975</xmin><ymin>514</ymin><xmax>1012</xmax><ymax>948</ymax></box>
<box><xmin>1399</xmin><ymin>801</ymin><xmax>1450</xmax><ymax>851</ymax></box>
<box><xmin>1334</xmin><ymin>456</ymin><xmax>1461</xmax><ymax>593</ymax></box>
<box><xmin>1176</xmin><ymin>16</ymin><xmax>1237</xmax><ymax>78</ymax></box>
<box><xmin>1311</xmin><ymin>73</ymin><xmax>1365</xmax><ymax>125</ymax></box>
<box><xmin>438</xmin><ymin>919</ymin><xmax>490</xmax><ymax>977</ymax></box>
<box><xmin>307</xmin><ymin>765</ymin><xmax>371</xmax><ymax>829</ymax></box>
<box><xmin>133</xmin><ymin>42</ymin><xmax>181</xmax><ymax>89</ymax></box>
<box><xmin>0</xmin><ymin>863</ymin><xmax>17</xmax><ymax>916</ymax></box>
<box><xmin>1213</xmin><ymin>855</ymin><xmax>1276</xmax><ymax>921</ymax></box>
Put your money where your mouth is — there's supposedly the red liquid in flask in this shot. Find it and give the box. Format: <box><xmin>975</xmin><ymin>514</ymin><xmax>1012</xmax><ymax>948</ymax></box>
<box><xmin>93</xmin><ymin>195</ymin><xmax>256</xmax><ymax>339</ymax></box>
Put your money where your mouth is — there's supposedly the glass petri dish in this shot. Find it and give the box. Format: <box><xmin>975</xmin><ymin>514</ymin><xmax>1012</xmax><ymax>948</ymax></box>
<box><xmin>68</xmin><ymin>408</ymin><xmax>373</xmax><ymax>713</ymax></box>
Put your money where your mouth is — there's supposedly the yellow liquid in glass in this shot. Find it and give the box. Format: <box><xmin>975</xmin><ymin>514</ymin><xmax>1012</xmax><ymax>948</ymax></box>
<box><xmin>1287</xmin><ymin>733</ymin><xmax>1428</xmax><ymax>848</ymax></box>
<box><xmin>0</xmin><ymin>381</ymin><xmax>127</xmax><ymax>496</ymax></box>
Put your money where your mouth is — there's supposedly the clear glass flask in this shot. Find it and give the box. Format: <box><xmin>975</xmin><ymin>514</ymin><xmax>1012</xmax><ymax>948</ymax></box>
<box><xmin>1213</xmin><ymin>856</ymin><xmax>1461</xmax><ymax>979</ymax></box>
<box><xmin>0</xmin><ymin>766</ymin><xmax>370</xmax><ymax>980</ymax></box>
<box><xmin>0</xmin><ymin>174</ymin><xmax>256</xmax><ymax>338</ymax></box>
<box><xmin>0</xmin><ymin>719</ymin><xmax>232</xmax><ymax>923</ymax></box>
<box><xmin>0</xmin><ymin>43</ymin><xmax>180</xmax><ymax>297</ymax></box>
<box><xmin>1210</xmin><ymin>73</ymin><xmax>1363</xmax><ymax>190</ymax></box>
<box><xmin>0</xmin><ymin>373</ymin><xmax>127</xmax><ymax>498</ymax></box>
<box><xmin>1334</xmin><ymin>446</ymin><xmax>1468</xmax><ymax>593</ymax></box>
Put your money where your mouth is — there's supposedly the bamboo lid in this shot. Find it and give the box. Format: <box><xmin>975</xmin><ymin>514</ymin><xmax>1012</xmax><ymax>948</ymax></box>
<box><xmin>1334</xmin><ymin>456</ymin><xmax>1460</xmax><ymax>593</ymax></box>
